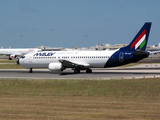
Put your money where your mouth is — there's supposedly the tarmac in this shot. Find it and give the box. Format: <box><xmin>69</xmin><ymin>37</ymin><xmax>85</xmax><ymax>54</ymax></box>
<box><xmin>0</xmin><ymin>57</ymin><xmax>160</xmax><ymax>80</ymax></box>
<box><xmin>0</xmin><ymin>63</ymin><xmax>160</xmax><ymax>80</ymax></box>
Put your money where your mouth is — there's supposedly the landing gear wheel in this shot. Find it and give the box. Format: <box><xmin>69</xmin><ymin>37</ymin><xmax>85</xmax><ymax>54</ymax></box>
<box><xmin>74</xmin><ymin>69</ymin><xmax>80</xmax><ymax>73</ymax></box>
<box><xmin>86</xmin><ymin>68</ymin><xmax>92</xmax><ymax>73</ymax></box>
<box><xmin>29</xmin><ymin>68</ymin><xmax>33</xmax><ymax>73</ymax></box>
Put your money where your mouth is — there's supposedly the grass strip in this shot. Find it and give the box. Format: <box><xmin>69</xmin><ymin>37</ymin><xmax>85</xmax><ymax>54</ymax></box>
<box><xmin>0</xmin><ymin>78</ymin><xmax>160</xmax><ymax>120</ymax></box>
<box><xmin>0</xmin><ymin>64</ymin><xmax>24</xmax><ymax>69</ymax></box>
<box><xmin>0</xmin><ymin>60</ymin><xmax>17</xmax><ymax>63</ymax></box>
<box><xmin>0</xmin><ymin>78</ymin><xmax>159</xmax><ymax>99</ymax></box>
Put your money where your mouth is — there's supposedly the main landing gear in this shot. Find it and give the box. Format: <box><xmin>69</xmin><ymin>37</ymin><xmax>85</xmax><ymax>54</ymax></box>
<box><xmin>74</xmin><ymin>68</ymin><xmax>92</xmax><ymax>73</ymax></box>
<box><xmin>29</xmin><ymin>68</ymin><xmax>33</xmax><ymax>73</ymax></box>
<box><xmin>86</xmin><ymin>68</ymin><xmax>92</xmax><ymax>73</ymax></box>
<box><xmin>74</xmin><ymin>69</ymin><xmax>80</xmax><ymax>73</ymax></box>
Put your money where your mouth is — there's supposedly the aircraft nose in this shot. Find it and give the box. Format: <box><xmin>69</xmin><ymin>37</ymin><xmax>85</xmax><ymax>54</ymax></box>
<box><xmin>17</xmin><ymin>59</ymin><xmax>20</xmax><ymax>65</ymax></box>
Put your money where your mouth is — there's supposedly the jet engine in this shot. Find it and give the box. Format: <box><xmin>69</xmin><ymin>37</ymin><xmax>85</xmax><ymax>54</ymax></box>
<box><xmin>9</xmin><ymin>54</ymin><xmax>17</xmax><ymax>60</ymax></box>
<box><xmin>48</xmin><ymin>62</ymin><xmax>63</xmax><ymax>71</ymax></box>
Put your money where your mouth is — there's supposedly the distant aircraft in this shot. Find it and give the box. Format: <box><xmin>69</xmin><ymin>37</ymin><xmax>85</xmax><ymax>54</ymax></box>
<box><xmin>0</xmin><ymin>48</ymin><xmax>41</xmax><ymax>60</ymax></box>
<box><xmin>17</xmin><ymin>22</ymin><xmax>152</xmax><ymax>73</ymax></box>
<box><xmin>148</xmin><ymin>50</ymin><xmax>160</xmax><ymax>54</ymax></box>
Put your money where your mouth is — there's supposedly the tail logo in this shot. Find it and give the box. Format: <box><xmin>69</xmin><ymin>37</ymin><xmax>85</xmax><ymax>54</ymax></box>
<box><xmin>131</xmin><ymin>29</ymin><xmax>146</xmax><ymax>50</ymax></box>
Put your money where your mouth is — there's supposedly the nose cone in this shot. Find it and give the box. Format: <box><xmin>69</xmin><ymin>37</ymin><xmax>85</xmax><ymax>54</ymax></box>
<box><xmin>17</xmin><ymin>59</ymin><xmax>20</xmax><ymax>65</ymax></box>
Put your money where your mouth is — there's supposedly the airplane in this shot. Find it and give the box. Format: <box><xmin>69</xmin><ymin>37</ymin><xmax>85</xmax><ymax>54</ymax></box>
<box><xmin>17</xmin><ymin>22</ymin><xmax>152</xmax><ymax>73</ymax></box>
<box><xmin>0</xmin><ymin>48</ymin><xmax>41</xmax><ymax>60</ymax></box>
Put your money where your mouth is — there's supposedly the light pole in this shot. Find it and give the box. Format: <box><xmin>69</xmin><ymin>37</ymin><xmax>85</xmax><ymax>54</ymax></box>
<box><xmin>51</xmin><ymin>29</ymin><xmax>54</xmax><ymax>51</ymax></box>
<box><xmin>85</xmin><ymin>35</ymin><xmax>88</xmax><ymax>47</ymax></box>
<box><xmin>91</xmin><ymin>34</ymin><xmax>92</xmax><ymax>46</ymax></box>
<box><xmin>20</xmin><ymin>35</ymin><xmax>23</xmax><ymax>48</ymax></box>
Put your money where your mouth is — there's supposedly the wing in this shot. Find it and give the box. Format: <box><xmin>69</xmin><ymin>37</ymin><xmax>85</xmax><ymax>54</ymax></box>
<box><xmin>59</xmin><ymin>59</ymin><xmax>90</xmax><ymax>69</ymax></box>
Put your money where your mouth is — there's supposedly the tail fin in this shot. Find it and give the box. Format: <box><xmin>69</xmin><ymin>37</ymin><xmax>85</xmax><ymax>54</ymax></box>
<box><xmin>122</xmin><ymin>22</ymin><xmax>152</xmax><ymax>51</ymax></box>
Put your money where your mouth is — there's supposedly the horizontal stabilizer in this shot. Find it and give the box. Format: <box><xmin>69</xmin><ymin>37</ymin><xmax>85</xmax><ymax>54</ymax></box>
<box><xmin>133</xmin><ymin>50</ymin><xmax>149</xmax><ymax>56</ymax></box>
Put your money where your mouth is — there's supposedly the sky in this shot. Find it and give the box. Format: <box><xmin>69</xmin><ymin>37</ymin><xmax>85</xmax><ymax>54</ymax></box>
<box><xmin>0</xmin><ymin>0</ymin><xmax>160</xmax><ymax>48</ymax></box>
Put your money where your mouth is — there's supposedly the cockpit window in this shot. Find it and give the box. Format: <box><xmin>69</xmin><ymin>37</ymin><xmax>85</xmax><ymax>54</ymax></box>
<box><xmin>21</xmin><ymin>56</ymin><xmax>25</xmax><ymax>59</ymax></box>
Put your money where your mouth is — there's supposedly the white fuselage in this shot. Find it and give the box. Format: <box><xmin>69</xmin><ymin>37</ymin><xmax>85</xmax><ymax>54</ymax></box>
<box><xmin>19</xmin><ymin>50</ymin><xmax>119</xmax><ymax>69</ymax></box>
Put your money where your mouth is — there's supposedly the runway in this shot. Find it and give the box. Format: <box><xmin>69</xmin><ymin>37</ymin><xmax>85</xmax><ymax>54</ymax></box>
<box><xmin>0</xmin><ymin>64</ymin><xmax>160</xmax><ymax>80</ymax></box>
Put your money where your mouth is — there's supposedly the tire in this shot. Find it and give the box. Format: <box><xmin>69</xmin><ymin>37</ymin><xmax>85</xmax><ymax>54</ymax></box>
<box><xmin>86</xmin><ymin>69</ymin><xmax>92</xmax><ymax>73</ymax></box>
<box><xmin>74</xmin><ymin>69</ymin><xmax>80</xmax><ymax>73</ymax></box>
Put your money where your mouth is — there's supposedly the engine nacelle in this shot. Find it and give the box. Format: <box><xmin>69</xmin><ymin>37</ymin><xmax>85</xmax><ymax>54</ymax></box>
<box><xmin>9</xmin><ymin>54</ymin><xmax>16</xmax><ymax>60</ymax></box>
<box><xmin>48</xmin><ymin>62</ymin><xmax>62</xmax><ymax>71</ymax></box>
